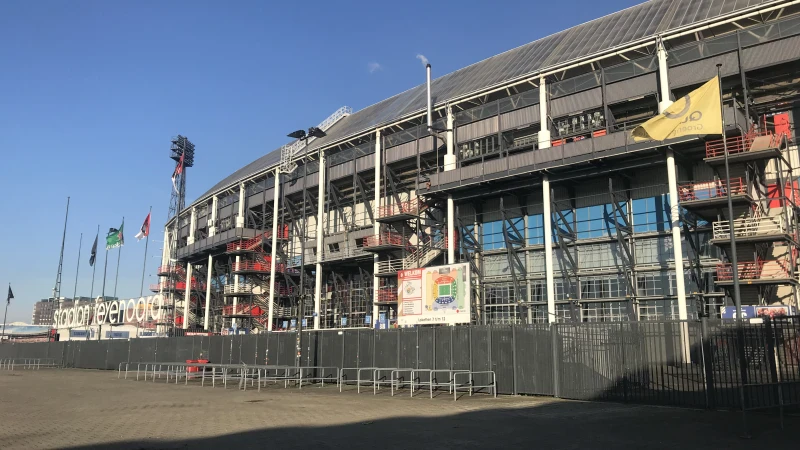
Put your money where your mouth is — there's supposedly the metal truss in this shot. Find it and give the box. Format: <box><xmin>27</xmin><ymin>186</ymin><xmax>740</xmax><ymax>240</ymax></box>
<box><xmin>607</xmin><ymin>178</ymin><xmax>637</xmax><ymax>320</ymax></box>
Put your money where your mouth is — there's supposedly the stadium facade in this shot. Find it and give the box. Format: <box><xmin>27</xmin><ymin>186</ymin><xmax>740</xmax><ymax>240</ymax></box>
<box><xmin>158</xmin><ymin>0</ymin><xmax>800</xmax><ymax>333</ymax></box>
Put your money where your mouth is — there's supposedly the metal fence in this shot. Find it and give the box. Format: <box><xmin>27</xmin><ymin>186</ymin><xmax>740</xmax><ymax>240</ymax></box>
<box><xmin>2</xmin><ymin>318</ymin><xmax>798</xmax><ymax>411</ymax></box>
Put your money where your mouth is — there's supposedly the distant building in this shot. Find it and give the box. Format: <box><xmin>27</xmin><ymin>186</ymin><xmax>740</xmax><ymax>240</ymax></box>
<box><xmin>30</xmin><ymin>296</ymin><xmax>113</xmax><ymax>326</ymax></box>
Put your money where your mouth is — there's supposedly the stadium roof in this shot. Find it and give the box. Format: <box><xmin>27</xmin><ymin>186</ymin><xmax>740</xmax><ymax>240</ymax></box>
<box><xmin>195</xmin><ymin>0</ymin><xmax>777</xmax><ymax>203</ymax></box>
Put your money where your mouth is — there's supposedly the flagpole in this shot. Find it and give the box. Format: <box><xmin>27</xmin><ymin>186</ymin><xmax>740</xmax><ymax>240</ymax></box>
<box><xmin>90</xmin><ymin>225</ymin><xmax>99</xmax><ymax>298</ymax></box>
<box><xmin>1</xmin><ymin>284</ymin><xmax>9</xmax><ymax>344</ymax></box>
<box><xmin>716</xmin><ymin>64</ymin><xmax>743</xmax><ymax>320</ymax></box>
<box><xmin>140</xmin><ymin>207</ymin><xmax>152</xmax><ymax>297</ymax></box>
<box><xmin>113</xmin><ymin>217</ymin><xmax>124</xmax><ymax>299</ymax></box>
<box><xmin>101</xmin><ymin>246</ymin><xmax>109</xmax><ymax>340</ymax></box>
<box><xmin>72</xmin><ymin>233</ymin><xmax>83</xmax><ymax>300</ymax></box>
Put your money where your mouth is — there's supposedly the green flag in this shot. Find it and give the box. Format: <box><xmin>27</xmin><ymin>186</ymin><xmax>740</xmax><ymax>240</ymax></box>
<box><xmin>106</xmin><ymin>220</ymin><xmax>124</xmax><ymax>250</ymax></box>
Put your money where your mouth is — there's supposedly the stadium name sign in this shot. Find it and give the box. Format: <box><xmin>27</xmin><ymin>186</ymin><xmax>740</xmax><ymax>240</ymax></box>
<box><xmin>53</xmin><ymin>295</ymin><xmax>164</xmax><ymax>328</ymax></box>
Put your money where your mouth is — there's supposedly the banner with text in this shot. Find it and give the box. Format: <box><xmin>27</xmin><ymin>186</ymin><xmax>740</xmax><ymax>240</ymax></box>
<box><xmin>397</xmin><ymin>263</ymin><xmax>471</xmax><ymax>326</ymax></box>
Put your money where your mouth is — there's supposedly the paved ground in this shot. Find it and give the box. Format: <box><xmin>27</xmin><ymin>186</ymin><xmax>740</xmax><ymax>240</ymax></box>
<box><xmin>0</xmin><ymin>369</ymin><xmax>796</xmax><ymax>449</ymax></box>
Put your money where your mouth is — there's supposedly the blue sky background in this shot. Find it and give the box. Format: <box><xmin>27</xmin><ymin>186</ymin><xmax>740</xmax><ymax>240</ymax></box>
<box><xmin>0</xmin><ymin>0</ymin><xmax>639</xmax><ymax>322</ymax></box>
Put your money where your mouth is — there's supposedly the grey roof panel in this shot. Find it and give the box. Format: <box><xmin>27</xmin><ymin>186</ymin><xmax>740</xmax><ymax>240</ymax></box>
<box><xmin>194</xmin><ymin>0</ymin><xmax>776</xmax><ymax>205</ymax></box>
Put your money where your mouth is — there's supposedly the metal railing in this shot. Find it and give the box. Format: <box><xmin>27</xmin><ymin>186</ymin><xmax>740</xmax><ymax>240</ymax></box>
<box><xmin>376</xmin><ymin>286</ymin><xmax>398</xmax><ymax>303</ymax></box>
<box><xmin>705</xmin><ymin>131</ymin><xmax>785</xmax><ymax>158</ymax></box>
<box><xmin>712</xmin><ymin>216</ymin><xmax>785</xmax><ymax>240</ymax></box>
<box><xmin>377</xmin><ymin>197</ymin><xmax>426</xmax><ymax>219</ymax></box>
<box><xmin>716</xmin><ymin>259</ymin><xmax>793</xmax><ymax>281</ymax></box>
<box><xmin>364</xmin><ymin>232</ymin><xmax>408</xmax><ymax>248</ymax></box>
<box><xmin>678</xmin><ymin>178</ymin><xmax>746</xmax><ymax>202</ymax></box>
<box><xmin>223</xmin><ymin>283</ymin><xmax>256</xmax><ymax>295</ymax></box>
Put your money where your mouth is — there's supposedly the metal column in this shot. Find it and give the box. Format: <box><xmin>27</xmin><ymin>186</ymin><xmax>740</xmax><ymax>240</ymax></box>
<box><xmin>538</xmin><ymin>77</ymin><xmax>551</xmax><ymax>149</ymax></box>
<box><xmin>187</xmin><ymin>207</ymin><xmax>196</xmax><ymax>245</ymax></box>
<box><xmin>236</xmin><ymin>182</ymin><xmax>246</xmax><ymax>228</ymax></box>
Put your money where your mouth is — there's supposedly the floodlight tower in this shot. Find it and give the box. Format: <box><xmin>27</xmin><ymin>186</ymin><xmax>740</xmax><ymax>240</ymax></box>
<box><xmin>166</xmin><ymin>135</ymin><xmax>195</xmax><ymax>333</ymax></box>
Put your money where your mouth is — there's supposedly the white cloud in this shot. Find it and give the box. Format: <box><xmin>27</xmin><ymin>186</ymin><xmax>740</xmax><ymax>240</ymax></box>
<box><xmin>367</xmin><ymin>62</ymin><xmax>383</xmax><ymax>74</ymax></box>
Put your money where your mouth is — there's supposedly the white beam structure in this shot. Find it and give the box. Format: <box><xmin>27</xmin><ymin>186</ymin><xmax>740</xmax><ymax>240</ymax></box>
<box><xmin>538</xmin><ymin>77</ymin><xmax>551</xmax><ymax>149</ymax></box>
<box><xmin>209</xmin><ymin>195</ymin><xmax>218</xmax><ymax>236</ymax></box>
<box><xmin>236</xmin><ymin>182</ymin><xmax>246</xmax><ymax>228</ymax></box>
<box><xmin>267</xmin><ymin>170</ymin><xmax>280</xmax><ymax>331</ymax></box>
<box><xmin>372</xmin><ymin>130</ymin><xmax>381</xmax><ymax>328</ymax></box>
<box><xmin>542</xmin><ymin>175</ymin><xmax>556</xmax><ymax>323</ymax></box>
<box><xmin>183</xmin><ymin>263</ymin><xmax>192</xmax><ymax>329</ymax></box>
<box><xmin>445</xmin><ymin>107</ymin><xmax>456</xmax><ymax>264</ymax></box>
<box><xmin>314</xmin><ymin>149</ymin><xmax>326</xmax><ymax>330</ymax></box>
<box><xmin>204</xmin><ymin>255</ymin><xmax>212</xmax><ymax>331</ymax></box>
<box><xmin>187</xmin><ymin>207</ymin><xmax>197</xmax><ymax>245</ymax></box>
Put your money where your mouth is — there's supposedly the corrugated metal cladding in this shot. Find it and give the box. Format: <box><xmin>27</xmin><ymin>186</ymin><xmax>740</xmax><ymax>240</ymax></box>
<box><xmin>419</xmin><ymin>136</ymin><xmax>435</xmax><ymax>154</ymax></box>
<box><xmin>457</xmin><ymin>117</ymin><xmax>498</xmax><ymax>143</ymax></box>
<box><xmin>501</xmin><ymin>105</ymin><xmax>540</xmax><ymax>131</ymax></box>
<box><xmin>386</xmin><ymin>140</ymin><xmax>417</xmax><ymax>163</ymax></box>
<box><xmin>630</xmin><ymin>168</ymin><xmax>669</xmax><ymax>197</ymax></box>
<box><xmin>668</xmin><ymin>51</ymin><xmax>738</xmax><ymax>88</ymax></box>
<box><xmin>742</xmin><ymin>34</ymin><xmax>800</xmax><ymax>70</ymax></box>
<box><xmin>549</xmin><ymin>88</ymin><xmax>602</xmax><ymax>117</ymax></box>
<box><xmin>484</xmin><ymin>254</ymin><xmax>512</xmax><ymax>277</ymax></box>
<box><xmin>355</xmin><ymin>154</ymin><xmax>374</xmax><ymax>172</ymax></box>
<box><xmin>575</xmin><ymin>178</ymin><xmax>611</xmax><ymax>207</ymax></box>
<box><xmin>460</xmin><ymin>164</ymin><xmax>482</xmax><ymax>181</ymax></box>
<box><xmin>328</xmin><ymin>162</ymin><xmax>352</xmax><ymax>181</ymax></box>
<box><xmin>457</xmin><ymin>203</ymin><xmax>476</xmax><ymax>220</ymax></box>
<box><xmin>194</xmin><ymin>0</ymin><xmax>775</xmax><ymax>204</ymax></box>
<box><xmin>606</xmin><ymin>73</ymin><xmax>657</xmax><ymax>104</ymax></box>
<box><xmin>528</xmin><ymin>251</ymin><xmax>546</xmax><ymax>273</ymax></box>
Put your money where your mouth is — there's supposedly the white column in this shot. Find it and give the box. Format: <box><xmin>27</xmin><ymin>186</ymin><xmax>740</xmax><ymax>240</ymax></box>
<box><xmin>267</xmin><ymin>170</ymin><xmax>280</xmax><ymax>331</ymax></box>
<box><xmin>209</xmin><ymin>195</ymin><xmax>218</xmax><ymax>236</ymax></box>
<box><xmin>372</xmin><ymin>130</ymin><xmax>382</xmax><ymax>327</ymax></box>
<box><xmin>204</xmin><ymin>254</ymin><xmax>212</xmax><ymax>330</ymax></box>
<box><xmin>657</xmin><ymin>37</ymin><xmax>674</xmax><ymax>112</ymax></box>
<box><xmin>314</xmin><ymin>149</ymin><xmax>326</xmax><ymax>329</ymax></box>
<box><xmin>543</xmin><ymin>175</ymin><xmax>556</xmax><ymax>323</ymax></box>
<box><xmin>183</xmin><ymin>263</ymin><xmax>192</xmax><ymax>329</ymax></box>
<box><xmin>667</xmin><ymin>151</ymin><xmax>688</xmax><ymax>321</ymax></box>
<box><xmin>445</xmin><ymin>107</ymin><xmax>456</xmax><ymax>264</ymax></box>
<box><xmin>538</xmin><ymin>77</ymin><xmax>551</xmax><ymax>149</ymax></box>
<box><xmin>187</xmin><ymin>207</ymin><xmax>197</xmax><ymax>245</ymax></box>
<box><xmin>236</xmin><ymin>182</ymin><xmax>246</xmax><ymax>228</ymax></box>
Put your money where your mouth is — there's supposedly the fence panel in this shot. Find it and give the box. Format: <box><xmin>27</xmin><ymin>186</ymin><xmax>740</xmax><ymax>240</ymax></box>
<box><xmin>208</xmin><ymin>336</ymin><xmax>225</xmax><ymax>364</ymax></box>
<box><xmin>399</xmin><ymin>328</ymin><xmax>417</xmax><ymax>371</ymax></box>
<box><xmin>773</xmin><ymin>317</ymin><xmax>800</xmax><ymax>408</ymax></box>
<box><xmin>358</xmin><ymin>329</ymin><xmax>375</xmax><ymax>369</ymax></box>
<box><xmin>452</xmin><ymin>327</ymin><xmax>470</xmax><ymax>371</ymax></box>
<box><xmin>515</xmin><ymin>325</ymin><xmax>554</xmax><ymax>395</ymax></box>
<box><xmin>320</xmin><ymin>330</ymin><xmax>344</xmax><ymax>369</ymax></box>
<box><xmin>491</xmin><ymin>326</ymin><xmax>515</xmax><ymax>394</ymax></box>
<box><xmin>105</xmin><ymin>339</ymin><xmax>130</xmax><ymax>369</ymax></box>
<box><xmin>418</xmin><ymin>327</ymin><xmax>435</xmax><ymax>370</ymax></box>
<box><xmin>470</xmin><ymin>326</ymin><xmax>491</xmax><ymax>387</ymax></box>
<box><xmin>129</xmin><ymin>339</ymin><xmax>156</xmax><ymax>363</ymax></box>
<box><xmin>156</xmin><ymin>338</ymin><xmax>177</xmax><ymax>363</ymax></box>
<box><xmin>221</xmin><ymin>336</ymin><xmax>235</xmax><ymax>364</ymax></box>
<box><xmin>76</xmin><ymin>340</ymin><xmax>107</xmax><ymax>369</ymax></box>
<box><xmin>47</xmin><ymin>342</ymin><xmax>66</xmax><ymax>365</ymax></box>
<box><xmin>277</xmin><ymin>333</ymin><xmax>295</xmax><ymax>366</ymax></box>
<box><xmin>240</xmin><ymin>335</ymin><xmax>258</xmax><ymax>365</ymax></box>
<box><xmin>434</xmin><ymin>327</ymin><xmax>452</xmax><ymax>370</ymax></box>
<box><xmin>374</xmin><ymin>330</ymin><xmax>399</xmax><ymax>368</ymax></box>
<box><xmin>556</xmin><ymin>324</ymin><xmax>624</xmax><ymax>401</ymax></box>
<box><xmin>175</xmin><ymin>337</ymin><xmax>194</xmax><ymax>362</ymax></box>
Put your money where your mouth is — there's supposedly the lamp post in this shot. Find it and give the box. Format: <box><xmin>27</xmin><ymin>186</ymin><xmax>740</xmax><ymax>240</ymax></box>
<box><xmin>286</xmin><ymin>127</ymin><xmax>326</xmax><ymax>368</ymax></box>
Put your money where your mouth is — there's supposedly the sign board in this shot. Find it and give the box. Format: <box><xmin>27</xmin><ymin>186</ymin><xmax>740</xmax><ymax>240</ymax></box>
<box><xmin>721</xmin><ymin>305</ymin><xmax>795</xmax><ymax>319</ymax></box>
<box><xmin>397</xmin><ymin>263</ymin><xmax>471</xmax><ymax>326</ymax></box>
<box><xmin>69</xmin><ymin>330</ymin><xmax>90</xmax><ymax>338</ymax></box>
<box><xmin>104</xmin><ymin>331</ymin><xmax>130</xmax><ymax>339</ymax></box>
<box><xmin>54</xmin><ymin>295</ymin><xmax>165</xmax><ymax>329</ymax></box>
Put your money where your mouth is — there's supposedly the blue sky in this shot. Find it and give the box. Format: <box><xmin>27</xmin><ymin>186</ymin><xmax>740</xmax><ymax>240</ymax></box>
<box><xmin>0</xmin><ymin>0</ymin><xmax>640</xmax><ymax>322</ymax></box>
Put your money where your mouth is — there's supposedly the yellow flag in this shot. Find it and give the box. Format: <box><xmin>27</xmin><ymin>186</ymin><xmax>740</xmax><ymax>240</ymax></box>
<box><xmin>631</xmin><ymin>77</ymin><xmax>722</xmax><ymax>142</ymax></box>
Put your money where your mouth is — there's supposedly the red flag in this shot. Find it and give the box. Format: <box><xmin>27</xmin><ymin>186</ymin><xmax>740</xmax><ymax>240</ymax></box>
<box><xmin>135</xmin><ymin>213</ymin><xmax>151</xmax><ymax>241</ymax></box>
<box><xmin>171</xmin><ymin>153</ymin><xmax>184</xmax><ymax>193</ymax></box>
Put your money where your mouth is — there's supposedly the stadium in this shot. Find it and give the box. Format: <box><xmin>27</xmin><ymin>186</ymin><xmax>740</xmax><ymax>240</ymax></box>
<box><xmin>157</xmin><ymin>0</ymin><xmax>800</xmax><ymax>334</ymax></box>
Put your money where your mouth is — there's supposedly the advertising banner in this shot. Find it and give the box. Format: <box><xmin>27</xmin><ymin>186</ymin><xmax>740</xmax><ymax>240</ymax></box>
<box><xmin>397</xmin><ymin>263</ymin><xmax>471</xmax><ymax>326</ymax></box>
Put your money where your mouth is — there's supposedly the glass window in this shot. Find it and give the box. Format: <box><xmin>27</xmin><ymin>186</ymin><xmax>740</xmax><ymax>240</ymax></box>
<box><xmin>632</xmin><ymin>195</ymin><xmax>669</xmax><ymax>233</ymax></box>
<box><xmin>575</xmin><ymin>203</ymin><xmax>624</xmax><ymax>239</ymax></box>
<box><xmin>482</xmin><ymin>220</ymin><xmax>504</xmax><ymax>250</ymax></box>
<box><xmin>527</xmin><ymin>213</ymin><xmax>544</xmax><ymax>245</ymax></box>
